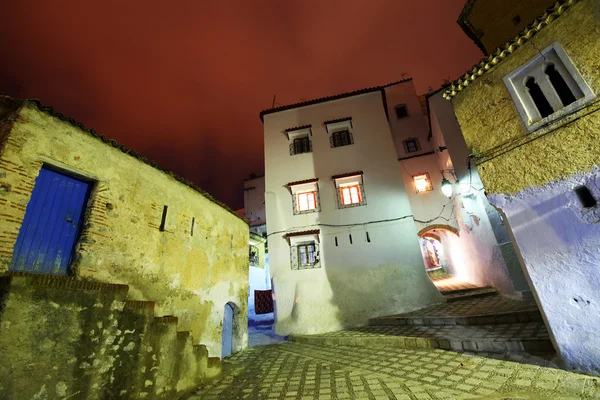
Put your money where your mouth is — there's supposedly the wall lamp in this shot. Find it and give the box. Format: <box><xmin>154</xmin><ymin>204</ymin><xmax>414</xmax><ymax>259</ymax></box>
<box><xmin>440</xmin><ymin>169</ymin><xmax>458</xmax><ymax>199</ymax></box>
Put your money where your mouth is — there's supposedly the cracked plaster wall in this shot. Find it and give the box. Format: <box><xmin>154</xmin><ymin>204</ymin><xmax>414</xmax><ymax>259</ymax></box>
<box><xmin>0</xmin><ymin>99</ymin><xmax>248</xmax><ymax>357</ymax></box>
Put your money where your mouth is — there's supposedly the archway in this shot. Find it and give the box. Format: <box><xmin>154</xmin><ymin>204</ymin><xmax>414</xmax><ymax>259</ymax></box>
<box><xmin>416</xmin><ymin>225</ymin><xmax>478</xmax><ymax>293</ymax></box>
<box><xmin>221</xmin><ymin>303</ymin><xmax>235</xmax><ymax>358</ymax></box>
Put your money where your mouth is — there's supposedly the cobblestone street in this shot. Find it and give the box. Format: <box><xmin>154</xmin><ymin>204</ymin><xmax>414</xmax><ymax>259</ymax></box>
<box><xmin>188</xmin><ymin>342</ymin><xmax>599</xmax><ymax>400</ymax></box>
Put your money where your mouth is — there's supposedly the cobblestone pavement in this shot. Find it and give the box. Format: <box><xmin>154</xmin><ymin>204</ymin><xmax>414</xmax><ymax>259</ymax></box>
<box><xmin>188</xmin><ymin>342</ymin><xmax>599</xmax><ymax>399</ymax></box>
<box><xmin>383</xmin><ymin>294</ymin><xmax>539</xmax><ymax>319</ymax></box>
<box><xmin>292</xmin><ymin>323</ymin><xmax>549</xmax><ymax>341</ymax></box>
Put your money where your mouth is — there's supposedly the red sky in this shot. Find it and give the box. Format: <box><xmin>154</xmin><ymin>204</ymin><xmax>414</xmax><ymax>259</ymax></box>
<box><xmin>0</xmin><ymin>1</ymin><xmax>482</xmax><ymax>210</ymax></box>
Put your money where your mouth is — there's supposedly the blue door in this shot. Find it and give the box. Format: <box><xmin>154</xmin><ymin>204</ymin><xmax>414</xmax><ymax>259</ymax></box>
<box><xmin>10</xmin><ymin>167</ymin><xmax>91</xmax><ymax>275</ymax></box>
<box><xmin>221</xmin><ymin>303</ymin><xmax>234</xmax><ymax>358</ymax></box>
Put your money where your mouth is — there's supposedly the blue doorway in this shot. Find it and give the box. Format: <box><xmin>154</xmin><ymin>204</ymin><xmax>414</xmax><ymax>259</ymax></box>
<box><xmin>221</xmin><ymin>303</ymin><xmax>234</xmax><ymax>358</ymax></box>
<box><xmin>10</xmin><ymin>167</ymin><xmax>91</xmax><ymax>275</ymax></box>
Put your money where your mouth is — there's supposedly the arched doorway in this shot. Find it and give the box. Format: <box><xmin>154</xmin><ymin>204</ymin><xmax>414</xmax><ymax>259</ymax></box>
<box><xmin>420</xmin><ymin>234</ymin><xmax>444</xmax><ymax>272</ymax></box>
<box><xmin>221</xmin><ymin>303</ymin><xmax>235</xmax><ymax>358</ymax></box>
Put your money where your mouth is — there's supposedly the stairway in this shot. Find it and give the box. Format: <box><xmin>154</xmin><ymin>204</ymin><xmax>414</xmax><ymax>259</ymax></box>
<box><xmin>290</xmin><ymin>286</ymin><xmax>554</xmax><ymax>358</ymax></box>
<box><xmin>0</xmin><ymin>273</ymin><xmax>221</xmax><ymax>400</ymax></box>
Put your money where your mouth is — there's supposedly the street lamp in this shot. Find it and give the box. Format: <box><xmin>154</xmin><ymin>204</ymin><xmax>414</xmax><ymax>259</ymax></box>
<box><xmin>441</xmin><ymin>177</ymin><xmax>453</xmax><ymax>198</ymax></box>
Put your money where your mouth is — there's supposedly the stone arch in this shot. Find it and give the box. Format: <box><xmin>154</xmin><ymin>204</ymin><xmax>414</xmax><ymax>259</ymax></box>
<box><xmin>417</xmin><ymin>224</ymin><xmax>459</xmax><ymax>238</ymax></box>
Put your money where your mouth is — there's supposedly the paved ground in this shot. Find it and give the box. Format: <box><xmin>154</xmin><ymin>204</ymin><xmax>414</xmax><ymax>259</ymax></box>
<box><xmin>382</xmin><ymin>293</ymin><xmax>539</xmax><ymax>319</ymax></box>
<box><xmin>188</xmin><ymin>342</ymin><xmax>598</xmax><ymax>399</ymax></box>
<box><xmin>292</xmin><ymin>323</ymin><xmax>549</xmax><ymax>341</ymax></box>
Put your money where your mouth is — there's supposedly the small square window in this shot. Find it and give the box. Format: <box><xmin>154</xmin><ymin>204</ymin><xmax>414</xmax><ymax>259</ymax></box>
<box><xmin>290</xmin><ymin>240</ymin><xmax>320</xmax><ymax>270</ymax></box>
<box><xmin>333</xmin><ymin>173</ymin><xmax>367</xmax><ymax>208</ymax></box>
<box><xmin>403</xmin><ymin>138</ymin><xmax>420</xmax><ymax>154</ymax></box>
<box><xmin>290</xmin><ymin>136</ymin><xmax>312</xmax><ymax>155</ymax></box>
<box><xmin>330</xmin><ymin>130</ymin><xmax>353</xmax><ymax>148</ymax></box>
<box><xmin>395</xmin><ymin>105</ymin><xmax>408</xmax><ymax>119</ymax></box>
<box><xmin>512</xmin><ymin>15</ymin><xmax>521</xmax><ymax>25</ymax></box>
<box><xmin>340</xmin><ymin>185</ymin><xmax>362</xmax><ymax>205</ymax></box>
<box><xmin>297</xmin><ymin>191</ymin><xmax>317</xmax><ymax>212</ymax></box>
<box><xmin>413</xmin><ymin>173</ymin><xmax>433</xmax><ymax>193</ymax></box>
<box><xmin>290</xmin><ymin>180</ymin><xmax>320</xmax><ymax>215</ymax></box>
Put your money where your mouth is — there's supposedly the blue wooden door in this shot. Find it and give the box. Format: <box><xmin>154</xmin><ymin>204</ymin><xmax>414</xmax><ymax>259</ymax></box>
<box><xmin>10</xmin><ymin>167</ymin><xmax>91</xmax><ymax>275</ymax></box>
<box><xmin>221</xmin><ymin>303</ymin><xmax>234</xmax><ymax>358</ymax></box>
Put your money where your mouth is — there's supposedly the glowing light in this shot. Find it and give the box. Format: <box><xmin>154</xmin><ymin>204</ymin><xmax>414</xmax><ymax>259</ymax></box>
<box><xmin>441</xmin><ymin>178</ymin><xmax>453</xmax><ymax>198</ymax></box>
<box><xmin>413</xmin><ymin>174</ymin><xmax>433</xmax><ymax>193</ymax></box>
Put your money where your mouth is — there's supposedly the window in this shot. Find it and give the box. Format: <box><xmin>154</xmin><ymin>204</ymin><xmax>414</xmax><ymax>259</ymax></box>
<box><xmin>297</xmin><ymin>243</ymin><xmax>317</xmax><ymax>266</ymax></box>
<box><xmin>512</xmin><ymin>15</ymin><xmax>521</xmax><ymax>25</ymax></box>
<box><xmin>395</xmin><ymin>105</ymin><xmax>408</xmax><ymax>119</ymax></box>
<box><xmin>297</xmin><ymin>191</ymin><xmax>317</xmax><ymax>212</ymax></box>
<box><xmin>325</xmin><ymin>118</ymin><xmax>354</xmax><ymax>148</ymax></box>
<box><xmin>289</xmin><ymin>179</ymin><xmax>320</xmax><ymax>215</ymax></box>
<box><xmin>340</xmin><ymin>185</ymin><xmax>361</xmax><ymax>205</ymax></box>
<box><xmin>287</xmin><ymin>230</ymin><xmax>321</xmax><ymax>270</ymax></box>
<box><xmin>333</xmin><ymin>172</ymin><xmax>366</xmax><ymax>208</ymax></box>
<box><xmin>403</xmin><ymin>138</ymin><xmax>420</xmax><ymax>154</ymax></box>
<box><xmin>249</xmin><ymin>245</ymin><xmax>259</xmax><ymax>266</ymax></box>
<box><xmin>413</xmin><ymin>173</ymin><xmax>433</xmax><ymax>193</ymax></box>
<box><xmin>330</xmin><ymin>130</ymin><xmax>353</xmax><ymax>148</ymax></box>
<box><xmin>291</xmin><ymin>136</ymin><xmax>311</xmax><ymax>155</ymax></box>
<box><xmin>504</xmin><ymin>42</ymin><xmax>595</xmax><ymax>132</ymax></box>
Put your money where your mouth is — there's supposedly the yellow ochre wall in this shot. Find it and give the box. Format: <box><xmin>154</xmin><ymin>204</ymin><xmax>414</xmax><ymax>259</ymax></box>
<box><xmin>451</xmin><ymin>0</ymin><xmax>600</xmax><ymax>196</ymax></box>
<box><xmin>0</xmin><ymin>98</ymin><xmax>249</xmax><ymax>356</ymax></box>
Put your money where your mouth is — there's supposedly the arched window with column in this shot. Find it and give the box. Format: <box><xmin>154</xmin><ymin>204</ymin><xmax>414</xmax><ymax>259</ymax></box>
<box><xmin>545</xmin><ymin>63</ymin><xmax>577</xmax><ymax>107</ymax></box>
<box><xmin>525</xmin><ymin>77</ymin><xmax>554</xmax><ymax>118</ymax></box>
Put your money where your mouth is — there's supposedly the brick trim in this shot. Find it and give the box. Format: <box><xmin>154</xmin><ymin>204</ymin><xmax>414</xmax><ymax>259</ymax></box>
<box><xmin>124</xmin><ymin>300</ymin><xmax>155</xmax><ymax>309</ymax></box>
<box><xmin>5</xmin><ymin>272</ymin><xmax>129</xmax><ymax>293</ymax></box>
<box><xmin>417</xmin><ymin>224</ymin><xmax>459</xmax><ymax>237</ymax></box>
<box><xmin>154</xmin><ymin>316</ymin><xmax>178</xmax><ymax>324</ymax></box>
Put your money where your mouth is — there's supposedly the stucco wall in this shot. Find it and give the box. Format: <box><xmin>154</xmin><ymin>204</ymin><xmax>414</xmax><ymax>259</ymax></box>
<box><xmin>427</xmin><ymin>91</ymin><xmax>530</xmax><ymax>296</ymax></box>
<box><xmin>244</xmin><ymin>176</ymin><xmax>266</xmax><ymax>228</ymax></box>
<box><xmin>449</xmin><ymin>0</ymin><xmax>600</xmax><ymax>374</ymax></box>
<box><xmin>264</xmin><ymin>91</ymin><xmax>442</xmax><ymax>335</ymax></box>
<box><xmin>490</xmin><ymin>168</ymin><xmax>600</xmax><ymax>374</ymax></box>
<box><xmin>0</xmin><ymin>274</ymin><xmax>215</xmax><ymax>400</ymax></box>
<box><xmin>0</xmin><ymin>99</ymin><xmax>249</xmax><ymax>356</ymax></box>
<box><xmin>451</xmin><ymin>0</ymin><xmax>600</xmax><ymax>195</ymax></box>
<box><xmin>464</xmin><ymin>0</ymin><xmax>557</xmax><ymax>54</ymax></box>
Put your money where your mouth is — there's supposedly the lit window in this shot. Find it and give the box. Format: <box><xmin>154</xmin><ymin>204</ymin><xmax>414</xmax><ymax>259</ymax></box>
<box><xmin>289</xmin><ymin>179</ymin><xmax>320</xmax><ymax>215</ymax></box>
<box><xmin>413</xmin><ymin>173</ymin><xmax>433</xmax><ymax>193</ymax></box>
<box><xmin>340</xmin><ymin>185</ymin><xmax>361</xmax><ymax>205</ymax></box>
<box><xmin>333</xmin><ymin>173</ymin><xmax>366</xmax><ymax>208</ymax></box>
<box><xmin>297</xmin><ymin>191</ymin><xmax>317</xmax><ymax>212</ymax></box>
<box><xmin>298</xmin><ymin>243</ymin><xmax>317</xmax><ymax>266</ymax></box>
<box><xmin>503</xmin><ymin>42</ymin><xmax>595</xmax><ymax>132</ymax></box>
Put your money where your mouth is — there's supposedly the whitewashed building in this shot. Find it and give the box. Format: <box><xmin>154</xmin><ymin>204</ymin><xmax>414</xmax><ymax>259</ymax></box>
<box><xmin>260</xmin><ymin>80</ymin><xmax>443</xmax><ymax>336</ymax></box>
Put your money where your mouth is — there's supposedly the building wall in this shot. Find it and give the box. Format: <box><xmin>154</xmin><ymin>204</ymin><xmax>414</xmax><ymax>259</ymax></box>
<box><xmin>0</xmin><ymin>99</ymin><xmax>249</xmax><ymax>357</ymax></box>
<box><xmin>450</xmin><ymin>0</ymin><xmax>600</xmax><ymax>374</ymax></box>
<box><xmin>244</xmin><ymin>176</ymin><xmax>266</xmax><ymax>229</ymax></box>
<box><xmin>264</xmin><ymin>91</ymin><xmax>442</xmax><ymax>335</ymax></box>
<box><xmin>428</xmin><ymin>91</ymin><xmax>531</xmax><ymax>295</ymax></box>
<box><xmin>461</xmin><ymin>0</ymin><xmax>557</xmax><ymax>54</ymax></box>
<box><xmin>385</xmin><ymin>82</ymin><xmax>432</xmax><ymax>160</ymax></box>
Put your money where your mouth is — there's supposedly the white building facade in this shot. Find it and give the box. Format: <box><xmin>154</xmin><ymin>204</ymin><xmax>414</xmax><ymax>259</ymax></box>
<box><xmin>261</xmin><ymin>81</ymin><xmax>442</xmax><ymax>336</ymax></box>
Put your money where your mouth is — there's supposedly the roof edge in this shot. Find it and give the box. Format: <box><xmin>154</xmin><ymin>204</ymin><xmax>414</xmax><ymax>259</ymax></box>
<box><xmin>259</xmin><ymin>78</ymin><xmax>413</xmax><ymax>122</ymax></box>
<box><xmin>9</xmin><ymin>96</ymin><xmax>248</xmax><ymax>225</ymax></box>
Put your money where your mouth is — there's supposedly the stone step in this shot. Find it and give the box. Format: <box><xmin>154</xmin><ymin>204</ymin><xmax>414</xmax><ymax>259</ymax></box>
<box><xmin>444</xmin><ymin>287</ymin><xmax>499</xmax><ymax>302</ymax></box>
<box><xmin>439</xmin><ymin>285</ymin><xmax>492</xmax><ymax>296</ymax></box>
<box><xmin>290</xmin><ymin>323</ymin><xmax>553</xmax><ymax>354</ymax></box>
<box><xmin>206</xmin><ymin>357</ymin><xmax>222</xmax><ymax>378</ymax></box>
<box><xmin>370</xmin><ymin>309</ymin><xmax>543</xmax><ymax>326</ymax></box>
